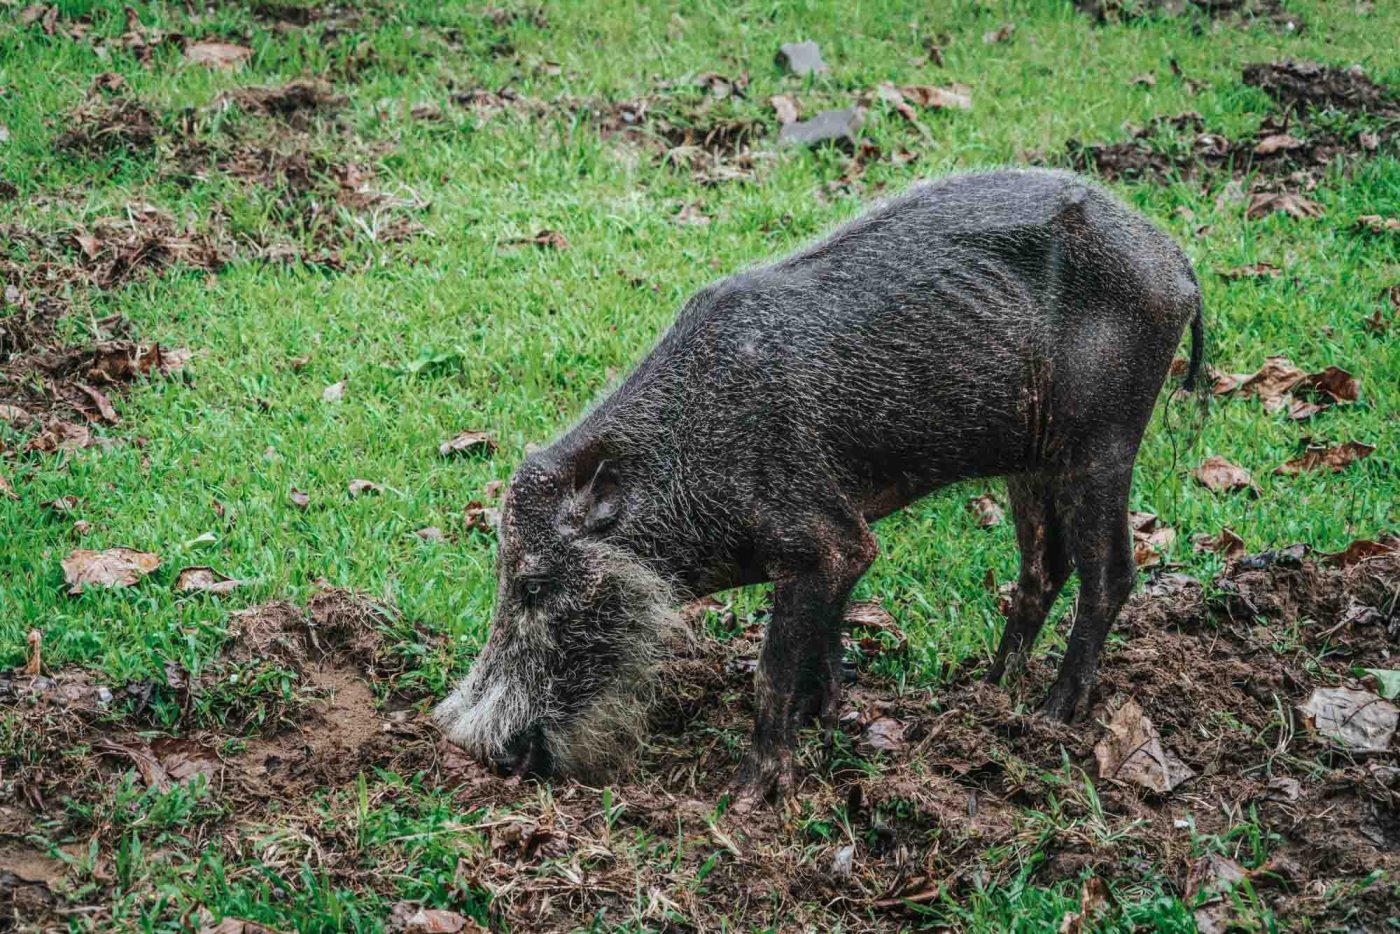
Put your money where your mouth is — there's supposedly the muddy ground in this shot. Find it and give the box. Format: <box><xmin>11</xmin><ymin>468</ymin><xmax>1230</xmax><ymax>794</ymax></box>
<box><xmin>3</xmin><ymin>544</ymin><xmax>1397</xmax><ymax>931</ymax></box>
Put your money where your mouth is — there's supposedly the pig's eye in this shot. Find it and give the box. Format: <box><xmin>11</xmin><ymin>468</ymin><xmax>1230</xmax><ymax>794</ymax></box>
<box><xmin>520</xmin><ymin>578</ymin><xmax>546</xmax><ymax>605</ymax></box>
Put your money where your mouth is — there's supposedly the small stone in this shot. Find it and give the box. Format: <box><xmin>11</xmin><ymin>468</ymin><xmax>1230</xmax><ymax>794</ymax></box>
<box><xmin>776</xmin><ymin>40</ymin><xmax>830</xmax><ymax>76</ymax></box>
<box><xmin>779</xmin><ymin>108</ymin><xmax>862</xmax><ymax>151</ymax></box>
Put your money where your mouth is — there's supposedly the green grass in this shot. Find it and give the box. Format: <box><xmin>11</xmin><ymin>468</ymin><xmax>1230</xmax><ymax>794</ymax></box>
<box><xmin>2</xmin><ymin>0</ymin><xmax>1398</xmax><ymax>930</ymax></box>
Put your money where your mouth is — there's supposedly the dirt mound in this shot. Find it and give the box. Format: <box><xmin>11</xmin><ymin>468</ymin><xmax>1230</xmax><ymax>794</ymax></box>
<box><xmin>1059</xmin><ymin>61</ymin><xmax>1395</xmax><ymax>187</ymax></box>
<box><xmin>216</xmin><ymin>79</ymin><xmax>347</xmax><ymax>126</ymax></box>
<box><xmin>1075</xmin><ymin>0</ymin><xmax>1301</xmax><ymax>30</ymax></box>
<box><xmin>53</xmin><ymin>97</ymin><xmax>159</xmax><ymax>157</ymax></box>
<box><xmin>1243</xmin><ymin>60</ymin><xmax>1396</xmax><ymax>115</ymax></box>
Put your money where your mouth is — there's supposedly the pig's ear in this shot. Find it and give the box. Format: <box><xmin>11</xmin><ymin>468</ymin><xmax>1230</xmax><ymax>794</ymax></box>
<box><xmin>578</xmin><ymin>459</ymin><xmax>622</xmax><ymax>533</ymax></box>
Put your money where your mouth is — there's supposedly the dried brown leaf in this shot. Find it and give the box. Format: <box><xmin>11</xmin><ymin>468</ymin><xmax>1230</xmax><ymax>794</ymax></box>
<box><xmin>1192</xmin><ymin>456</ymin><xmax>1254</xmax><ymax>494</ymax></box>
<box><xmin>770</xmin><ymin>94</ymin><xmax>799</xmax><ymax>125</ymax></box>
<box><xmin>1246</xmin><ymin>191</ymin><xmax>1324</xmax><ymax>220</ymax></box>
<box><xmin>62</xmin><ymin>547</ymin><xmax>160</xmax><ymax>594</ymax></box>
<box><xmin>1094</xmin><ymin>697</ymin><xmax>1194</xmax><ymax>793</ymax></box>
<box><xmin>185</xmin><ymin>41</ymin><xmax>253</xmax><ymax>69</ymax></box>
<box><xmin>174</xmin><ymin>566</ymin><xmax>248</xmax><ymax>595</ymax></box>
<box><xmin>438</xmin><ymin>430</ymin><xmax>497</xmax><ymax>458</ymax></box>
<box><xmin>1299</xmin><ymin>687</ymin><xmax>1398</xmax><ymax>752</ymax></box>
<box><xmin>1191</xmin><ymin>527</ymin><xmax>1246</xmax><ymax>559</ymax></box>
<box><xmin>348</xmin><ymin>479</ymin><xmax>384</xmax><ymax>497</ymax></box>
<box><xmin>966</xmin><ymin>494</ymin><xmax>1004</xmax><ymax>528</ymax></box>
<box><xmin>1275</xmin><ymin>441</ymin><xmax>1374</xmax><ymax>475</ymax></box>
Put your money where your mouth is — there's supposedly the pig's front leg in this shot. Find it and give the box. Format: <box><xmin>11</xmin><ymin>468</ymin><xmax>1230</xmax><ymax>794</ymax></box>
<box><xmin>739</xmin><ymin>520</ymin><xmax>877</xmax><ymax>802</ymax></box>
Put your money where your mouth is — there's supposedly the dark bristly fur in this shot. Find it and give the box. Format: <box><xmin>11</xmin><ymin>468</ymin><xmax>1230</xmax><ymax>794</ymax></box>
<box><xmin>436</xmin><ymin>168</ymin><xmax>1204</xmax><ymax>798</ymax></box>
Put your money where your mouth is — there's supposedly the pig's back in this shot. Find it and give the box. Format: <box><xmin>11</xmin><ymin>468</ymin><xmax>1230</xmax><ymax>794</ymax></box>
<box><xmin>603</xmin><ymin>169</ymin><xmax>1195</xmax><ymax>517</ymax></box>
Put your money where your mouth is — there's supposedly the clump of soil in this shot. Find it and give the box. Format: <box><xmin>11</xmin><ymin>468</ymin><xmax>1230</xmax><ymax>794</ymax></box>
<box><xmin>52</xmin><ymin>97</ymin><xmax>160</xmax><ymax>157</ymax></box>
<box><xmin>1075</xmin><ymin>0</ymin><xmax>1301</xmax><ymax>31</ymax></box>
<box><xmin>1243</xmin><ymin>60</ymin><xmax>1397</xmax><ymax>116</ymax></box>
<box><xmin>215</xmin><ymin>79</ymin><xmax>348</xmax><ymax>127</ymax></box>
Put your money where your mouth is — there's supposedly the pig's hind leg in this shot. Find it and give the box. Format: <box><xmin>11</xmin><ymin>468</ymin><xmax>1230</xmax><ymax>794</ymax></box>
<box><xmin>985</xmin><ymin>474</ymin><xmax>1073</xmax><ymax>686</ymax></box>
<box><xmin>1039</xmin><ymin>456</ymin><xmax>1136</xmax><ymax>721</ymax></box>
<box><xmin>740</xmin><ymin>512</ymin><xmax>878</xmax><ymax>801</ymax></box>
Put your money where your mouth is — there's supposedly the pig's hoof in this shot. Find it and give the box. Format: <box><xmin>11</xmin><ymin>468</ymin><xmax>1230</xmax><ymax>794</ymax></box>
<box><xmin>733</xmin><ymin>752</ymin><xmax>794</xmax><ymax>806</ymax></box>
<box><xmin>1037</xmin><ymin>684</ymin><xmax>1083</xmax><ymax>723</ymax></box>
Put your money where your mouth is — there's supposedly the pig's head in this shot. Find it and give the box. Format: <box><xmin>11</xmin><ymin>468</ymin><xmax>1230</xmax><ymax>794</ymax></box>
<box><xmin>433</xmin><ymin>452</ymin><xmax>684</xmax><ymax>780</ymax></box>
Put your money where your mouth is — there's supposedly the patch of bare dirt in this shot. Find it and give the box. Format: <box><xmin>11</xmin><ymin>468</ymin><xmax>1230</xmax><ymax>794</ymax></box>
<box><xmin>1075</xmin><ymin>0</ymin><xmax>1302</xmax><ymax>31</ymax></box>
<box><xmin>7</xmin><ymin>550</ymin><xmax>1398</xmax><ymax>931</ymax></box>
<box><xmin>343</xmin><ymin>548</ymin><xmax>1395</xmax><ymax>931</ymax></box>
<box><xmin>1059</xmin><ymin>61</ymin><xmax>1396</xmax><ymax>193</ymax></box>
<box><xmin>52</xmin><ymin>97</ymin><xmax>160</xmax><ymax>157</ymax></box>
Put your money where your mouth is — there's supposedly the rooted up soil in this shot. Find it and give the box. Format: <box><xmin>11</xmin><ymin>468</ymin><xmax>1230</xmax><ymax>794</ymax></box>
<box><xmin>4</xmin><ymin>546</ymin><xmax>1398</xmax><ymax>931</ymax></box>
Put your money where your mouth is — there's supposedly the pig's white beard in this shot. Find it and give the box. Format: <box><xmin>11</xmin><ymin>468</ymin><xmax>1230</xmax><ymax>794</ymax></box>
<box><xmin>433</xmin><ymin>542</ymin><xmax>689</xmax><ymax>779</ymax></box>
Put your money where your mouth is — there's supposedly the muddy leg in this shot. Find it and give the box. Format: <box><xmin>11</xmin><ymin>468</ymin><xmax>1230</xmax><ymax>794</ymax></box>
<box><xmin>739</xmin><ymin>519</ymin><xmax>876</xmax><ymax>802</ymax></box>
<box><xmin>986</xmin><ymin>475</ymin><xmax>1073</xmax><ymax>686</ymax></box>
<box><xmin>1040</xmin><ymin>463</ymin><xmax>1136</xmax><ymax>722</ymax></box>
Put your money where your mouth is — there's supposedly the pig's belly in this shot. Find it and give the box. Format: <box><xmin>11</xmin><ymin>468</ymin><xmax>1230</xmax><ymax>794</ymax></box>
<box><xmin>841</xmin><ymin>421</ymin><xmax>1034</xmax><ymax>523</ymax></box>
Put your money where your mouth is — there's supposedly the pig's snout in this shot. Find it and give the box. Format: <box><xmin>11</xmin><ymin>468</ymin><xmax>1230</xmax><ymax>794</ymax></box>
<box><xmin>492</xmin><ymin>722</ymin><xmax>552</xmax><ymax>777</ymax></box>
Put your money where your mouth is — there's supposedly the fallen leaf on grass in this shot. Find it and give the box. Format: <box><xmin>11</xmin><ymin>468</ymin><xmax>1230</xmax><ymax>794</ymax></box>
<box><xmin>1274</xmin><ymin>441</ymin><xmax>1374</xmax><ymax>475</ymax></box>
<box><xmin>1299</xmin><ymin>687</ymin><xmax>1398</xmax><ymax>753</ymax></box>
<box><xmin>348</xmin><ymin>479</ymin><xmax>384</xmax><ymax>498</ymax></box>
<box><xmin>674</xmin><ymin>201</ymin><xmax>711</xmax><ymax>226</ymax></box>
<box><xmin>25</xmin><ymin>419</ymin><xmax>94</xmax><ymax>453</ymax></box>
<box><xmin>982</xmin><ymin>23</ymin><xmax>1015</xmax><ymax>43</ymax></box>
<box><xmin>1246</xmin><ymin>191</ymin><xmax>1323</xmax><ymax>220</ymax></box>
<box><xmin>876</xmin><ymin>83</ymin><xmax>918</xmax><ymax>122</ymax></box>
<box><xmin>770</xmin><ymin>94</ymin><xmax>799</xmax><ymax>125</ymax></box>
<box><xmin>321</xmin><ymin>381</ymin><xmax>345</xmax><ymax>403</ymax></box>
<box><xmin>464</xmin><ymin>501</ymin><xmax>500</xmax><ymax>534</ymax></box>
<box><xmin>184</xmin><ymin>41</ymin><xmax>252</xmax><ymax>69</ymax></box>
<box><xmin>966</xmin><ymin>494</ymin><xmax>1004</xmax><ymax>527</ymax></box>
<box><xmin>1294</xmin><ymin>366</ymin><xmax>1360</xmax><ymax>405</ymax></box>
<box><xmin>415</xmin><ymin>526</ymin><xmax>447</xmax><ymax>543</ymax></box>
<box><xmin>72</xmin><ymin>383</ymin><xmax>119</xmax><ymax>423</ymax></box>
<box><xmin>1129</xmin><ymin>511</ymin><xmax>1175</xmax><ymax>567</ymax></box>
<box><xmin>1218</xmin><ymin>262</ymin><xmax>1281</xmax><ymax>280</ymax></box>
<box><xmin>844</xmin><ymin>600</ymin><xmax>908</xmax><ymax>658</ymax></box>
<box><xmin>1324</xmin><ymin>537</ymin><xmax>1398</xmax><ymax>566</ymax></box>
<box><xmin>439</xmin><ymin>430</ymin><xmax>496</xmax><ymax>458</ymax></box>
<box><xmin>87</xmin><ymin>341</ymin><xmax>188</xmax><ymax>382</ymax></box>
<box><xmin>25</xmin><ymin>629</ymin><xmax>41</xmax><ymax>675</ymax></box>
<box><xmin>62</xmin><ymin>547</ymin><xmax>160</xmax><ymax>594</ymax></box>
<box><xmin>1094</xmin><ymin>698</ymin><xmax>1194</xmax><ymax>793</ymax></box>
<box><xmin>0</xmin><ymin>403</ymin><xmax>32</xmax><ymax>425</ymax></box>
<box><xmin>1059</xmin><ymin>877</ymin><xmax>1116</xmax><ymax>933</ymax></box>
<box><xmin>174</xmin><ymin>566</ymin><xmax>248</xmax><ymax>595</ymax></box>
<box><xmin>1355</xmin><ymin>215</ymin><xmax>1399</xmax><ymax>234</ymax></box>
<box><xmin>1192</xmin><ymin>527</ymin><xmax>1246</xmax><ymax>559</ymax></box>
<box><xmin>388</xmin><ymin>904</ymin><xmax>479</xmax><ymax>933</ymax></box>
<box><xmin>0</xmin><ymin>473</ymin><xmax>16</xmax><ymax>501</ymax></box>
<box><xmin>289</xmin><ymin>488</ymin><xmax>310</xmax><ymax>509</ymax></box>
<box><xmin>1238</xmin><ymin>356</ymin><xmax>1304</xmax><ymax>410</ymax></box>
<box><xmin>504</xmin><ymin>229</ymin><xmax>569</xmax><ymax>250</ymax></box>
<box><xmin>1253</xmin><ymin>133</ymin><xmax>1304</xmax><ymax>155</ymax></box>
<box><xmin>1129</xmin><ymin>72</ymin><xmax>1155</xmax><ymax>88</ymax></box>
<box><xmin>900</xmin><ymin>84</ymin><xmax>972</xmax><ymax>111</ymax></box>
<box><xmin>1192</xmin><ymin>456</ymin><xmax>1254</xmax><ymax>494</ymax></box>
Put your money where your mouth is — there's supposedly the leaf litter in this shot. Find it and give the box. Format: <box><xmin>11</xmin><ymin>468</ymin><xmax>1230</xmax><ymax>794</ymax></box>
<box><xmin>8</xmin><ymin>548</ymin><xmax>1400</xmax><ymax>930</ymax></box>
